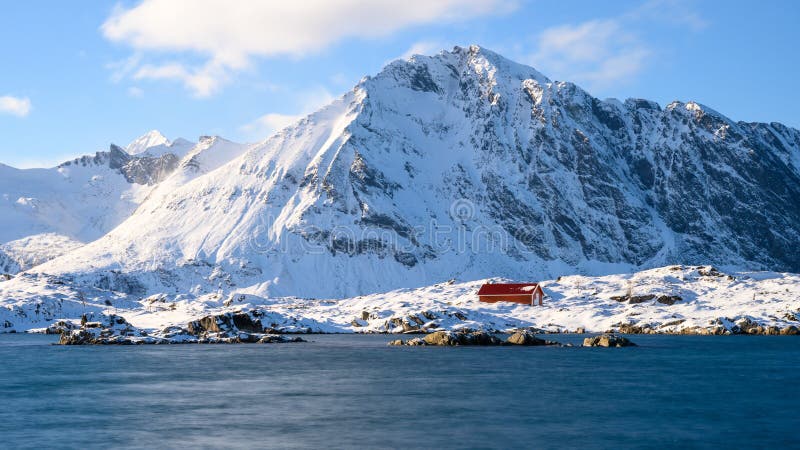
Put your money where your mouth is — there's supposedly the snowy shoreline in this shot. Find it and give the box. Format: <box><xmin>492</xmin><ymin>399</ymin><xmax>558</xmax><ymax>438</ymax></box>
<box><xmin>2</xmin><ymin>265</ymin><xmax>799</xmax><ymax>340</ymax></box>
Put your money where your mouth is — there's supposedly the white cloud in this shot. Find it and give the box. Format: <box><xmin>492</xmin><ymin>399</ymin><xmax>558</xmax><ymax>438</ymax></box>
<box><xmin>627</xmin><ymin>0</ymin><xmax>708</xmax><ymax>31</ymax></box>
<box><xmin>240</xmin><ymin>86</ymin><xmax>336</xmax><ymax>140</ymax></box>
<box><xmin>101</xmin><ymin>0</ymin><xmax>514</xmax><ymax>96</ymax></box>
<box><xmin>107</xmin><ymin>53</ymin><xmax>142</xmax><ymax>83</ymax></box>
<box><xmin>399</xmin><ymin>40</ymin><xmax>449</xmax><ymax>60</ymax></box>
<box><xmin>131</xmin><ymin>61</ymin><xmax>226</xmax><ymax>98</ymax></box>
<box><xmin>240</xmin><ymin>113</ymin><xmax>303</xmax><ymax>138</ymax></box>
<box><xmin>527</xmin><ymin>0</ymin><xmax>703</xmax><ymax>92</ymax></box>
<box><xmin>530</xmin><ymin>19</ymin><xmax>650</xmax><ymax>89</ymax></box>
<box><xmin>0</xmin><ymin>95</ymin><xmax>32</xmax><ymax>117</ymax></box>
<box><xmin>127</xmin><ymin>86</ymin><xmax>144</xmax><ymax>98</ymax></box>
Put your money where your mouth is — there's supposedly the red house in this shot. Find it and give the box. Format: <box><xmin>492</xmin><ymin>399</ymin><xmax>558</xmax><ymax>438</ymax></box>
<box><xmin>477</xmin><ymin>283</ymin><xmax>544</xmax><ymax>306</ymax></box>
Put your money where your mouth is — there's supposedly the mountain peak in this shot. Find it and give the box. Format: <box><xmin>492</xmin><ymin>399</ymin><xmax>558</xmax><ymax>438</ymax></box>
<box><xmin>126</xmin><ymin>130</ymin><xmax>170</xmax><ymax>155</ymax></box>
<box><xmin>16</xmin><ymin>46</ymin><xmax>800</xmax><ymax>300</ymax></box>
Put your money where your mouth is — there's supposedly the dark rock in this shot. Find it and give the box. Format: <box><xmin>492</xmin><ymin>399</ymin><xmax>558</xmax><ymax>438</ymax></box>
<box><xmin>187</xmin><ymin>312</ymin><xmax>262</xmax><ymax>335</ymax></box>
<box><xmin>780</xmin><ymin>325</ymin><xmax>800</xmax><ymax>335</ymax></box>
<box><xmin>618</xmin><ymin>323</ymin><xmax>647</xmax><ymax>334</ymax></box>
<box><xmin>628</xmin><ymin>294</ymin><xmax>656</xmax><ymax>304</ymax></box>
<box><xmin>656</xmin><ymin>295</ymin><xmax>682</xmax><ymax>305</ymax></box>
<box><xmin>408</xmin><ymin>314</ymin><xmax>424</xmax><ymax>325</ymax></box>
<box><xmin>45</xmin><ymin>320</ymin><xmax>78</xmax><ymax>334</ymax></box>
<box><xmin>423</xmin><ymin>330</ymin><xmax>462</xmax><ymax>346</ymax></box>
<box><xmin>465</xmin><ymin>330</ymin><xmax>503</xmax><ymax>346</ymax></box>
<box><xmin>610</xmin><ymin>294</ymin><xmax>655</xmax><ymax>304</ymax></box>
<box><xmin>505</xmin><ymin>330</ymin><xmax>557</xmax><ymax>346</ymax></box>
<box><xmin>401</xmin><ymin>322</ymin><xmax>422</xmax><ymax>333</ymax></box>
<box><xmin>583</xmin><ymin>334</ymin><xmax>637</xmax><ymax>347</ymax></box>
<box><xmin>392</xmin><ymin>329</ymin><xmax>555</xmax><ymax>346</ymax></box>
<box><xmin>258</xmin><ymin>334</ymin><xmax>306</xmax><ymax>344</ymax></box>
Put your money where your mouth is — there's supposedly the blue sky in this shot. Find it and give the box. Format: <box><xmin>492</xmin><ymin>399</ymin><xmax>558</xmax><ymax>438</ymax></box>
<box><xmin>0</xmin><ymin>0</ymin><xmax>798</xmax><ymax>168</ymax></box>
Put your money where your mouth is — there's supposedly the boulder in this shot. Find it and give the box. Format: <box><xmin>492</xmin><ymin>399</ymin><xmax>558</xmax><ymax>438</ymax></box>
<box><xmin>780</xmin><ymin>325</ymin><xmax>800</xmax><ymax>335</ymax></box>
<box><xmin>423</xmin><ymin>330</ymin><xmax>461</xmax><ymax>346</ymax></box>
<box><xmin>618</xmin><ymin>323</ymin><xmax>646</xmax><ymax>334</ymax></box>
<box><xmin>402</xmin><ymin>322</ymin><xmax>422</xmax><ymax>333</ymax></box>
<box><xmin>59</xmin><ymin>330</ymin><xmax>98</xmax><ymax>345</ymax></box>
<box><xmin>45</xmin><ymin>320</ymin><xmax>78</xmax><ymax>335</ymax></box>
<box><xmin>258</xmin><ymin>334</ymin><xmax>305</xmax><ymax>344</ymax></box>
<box><xmin>465</xmin><ymin>330</ymin><xmax>503</xmax><ymax>345</ymax></box>
<box><xmin>628</xmin><ymin>294</ymin><xmax>655</xmax><ymax>304</ymax></box>
<box><xmin>405</xmin><ymin>337</ymin><xmax>427</xmax><ymax>346</ymax></box>
<box><xmin>408</xmin><ymin>315</ymin><xmax>425</xmax><ymax>325</ymax></box>
<box><xmin>656</xmin><ymin>295</ymin><xmax>682</xmax><ymax>305</ymax></box>
<box><xmin>583</xmin><ymin>334</ymin><xmax>637</xmax><ymax>347</ymax></box>
<box><xmin>187</xmin><ymin>312</ymin><xmax>262</xmax><ymax>335</ymax></box>
<box><xmin>610</xmin><ymin>294</ymin><xmax>655</xmax><ymax>304</ymax></box>
<box><xmin>505</xmin><ymin>330</ymin><xmax>555</xmax><ymax>346</ymax></box>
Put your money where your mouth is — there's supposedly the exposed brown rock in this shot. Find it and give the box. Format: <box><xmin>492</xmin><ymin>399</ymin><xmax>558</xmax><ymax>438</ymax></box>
<box><xmin>656</xmin><ymin>295</ymin><xmax>682</xmax><ymax>305</ymax></box>
<box><xmin>583</xmin><ymin>334</ymin><xmax>637</xmax><ymax>347</ymax></box>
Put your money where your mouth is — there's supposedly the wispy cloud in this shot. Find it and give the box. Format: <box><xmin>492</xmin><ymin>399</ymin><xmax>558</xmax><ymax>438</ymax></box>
<box><xmin>127</xmin><ymin>86</ymin><xmax>144</xmax><ymax>98</ymax></box>
<box><xmin>239</xmin><ymin>87</ymin><xmax>334</xmax><ymax>140</ymax></box>
<box><xmin>399</xmin><ymin>40</ymin><xmax>449</xmax><ymax>61</ymax></box>
<box><xmin>0</xmin><ymin>95</ymin><xmax>32</xmax><ymax>117</ymax></box>
<box><xmin>132</xmin><ymin>61</ymin><xmax>227</xmax><ymax>98</ymax></box>
<box><xmin>240</xmin><ymin>113</ymin><xmax>303</xmax><ymax>139</ymax></box>
<box><xmin>527</xmin><ymin>0</ymin><xmax>704</xmax><ymax>91</ymax></box>
<box><xmin>530</xmin><ymin>19</ymin><xmax>650</xmax><ymax>89</ymax></box>
<box><xmin>102</xmin><ymin>0</ymin><xmax>515</xmax><ymax>97</ymax></box>
<box><xmin>240</xmin><ymin>86</ymin><xmax>335</xmax><ymax>140</ymax></box>
<box><xmin>626</xmin><ymin>0</ymin><xmax>708</xmax><ymax>31</ymax></box>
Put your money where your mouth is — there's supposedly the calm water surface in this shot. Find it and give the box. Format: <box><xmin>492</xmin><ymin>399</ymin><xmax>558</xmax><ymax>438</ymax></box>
<box><xmin>0</xmin><ymin>334</ymin><xmax>798</xmax><ymax>449</ymax></box>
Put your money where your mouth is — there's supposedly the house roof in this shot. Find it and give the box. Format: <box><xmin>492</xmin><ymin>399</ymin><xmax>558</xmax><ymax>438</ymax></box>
<box><xmin>477</xmin><ymin>283</ymin><xmax>540</xmax><ymax>296</ymax></box>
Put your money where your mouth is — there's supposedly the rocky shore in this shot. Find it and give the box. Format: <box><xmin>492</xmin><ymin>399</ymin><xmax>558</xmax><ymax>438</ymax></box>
<box><xmin>5</xmin><ymin>266</ymin><xmax>800</xmax><ymax>338</ymax></box>
<box><xmin>57</xmin><ymin>313</ymin><xmax>306</xmax><ymax>345</ymax></box>
<box><xmin>388</xmin><ymin>330</ymin><xmax>564</xmax><ymax>347</ymax></box>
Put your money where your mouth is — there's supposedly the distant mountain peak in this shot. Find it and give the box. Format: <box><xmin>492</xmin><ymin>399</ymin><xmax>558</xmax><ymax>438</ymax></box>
<box><xmin>126</xmin><ymin>130</ymin><xmax>170</xmax><ymax>155</ymax></box>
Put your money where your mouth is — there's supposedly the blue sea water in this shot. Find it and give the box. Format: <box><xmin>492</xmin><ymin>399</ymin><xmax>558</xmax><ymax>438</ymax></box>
<box><xmin>0</xmin><ymin>333</ymin><xmax>798</xmax><ymax>449</ymax></box>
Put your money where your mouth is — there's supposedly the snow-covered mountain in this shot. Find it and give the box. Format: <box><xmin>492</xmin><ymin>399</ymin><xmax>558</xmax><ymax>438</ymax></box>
<box><xmin>125</xmin><ymin>130</ymin><xmax>195</xmax><ymax>158</ymax></box>
<box><xmin>23</xmin><ymin>45</ymin><xmax>800</xmax><ymax>300</ymax></box>
<box><xmin>0</xmin><ymin>131</ymin><xmax>202</xmax><ymax>273</ymax></box>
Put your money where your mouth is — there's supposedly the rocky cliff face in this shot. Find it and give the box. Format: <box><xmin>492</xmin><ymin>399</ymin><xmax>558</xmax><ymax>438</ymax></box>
<box><xmin>30</xmin><ymin>45</ymin><xmax>800</xmax><ymax>298</ymax></box>
<box><xmin>60</xmin><ymin>143</ymin><xmax>182</xmax><ymax>186</ymax></box>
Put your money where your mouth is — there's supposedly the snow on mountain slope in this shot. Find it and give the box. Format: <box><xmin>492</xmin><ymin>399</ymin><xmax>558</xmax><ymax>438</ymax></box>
<box><xmin>26</xmin><ymin>45</ymin><xmax>800</xmax><ymax>301</ymax></box>
<box><xmin>0</xmin><ymin>154</ymin><xmax>150</xmax><ymax>244</ymax></box>
<box><xmin>126</xmin><ymin>130</ymin><xmax>169</xmax><ymax>155</ymax></box>
<box><xmin>0</xmin><ymin>132</ymin><xmax>206</xmax><ymax>273</ymax></box>
<box><xmin>126</xmin><ymin>130</ymin><xmax>195</xmax><ymax>158</ymax></box>
<box><xmin>0</xmin><ymin>233</ymin><xmax>83</xmax><ymax>274</ymax></box>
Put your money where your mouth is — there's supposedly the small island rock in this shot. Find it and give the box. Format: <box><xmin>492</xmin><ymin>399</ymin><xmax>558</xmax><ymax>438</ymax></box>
<box><xmin>583</xmin><ymin>334</ymin><xmax>637</xmax><ymax>348</ymax></box>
